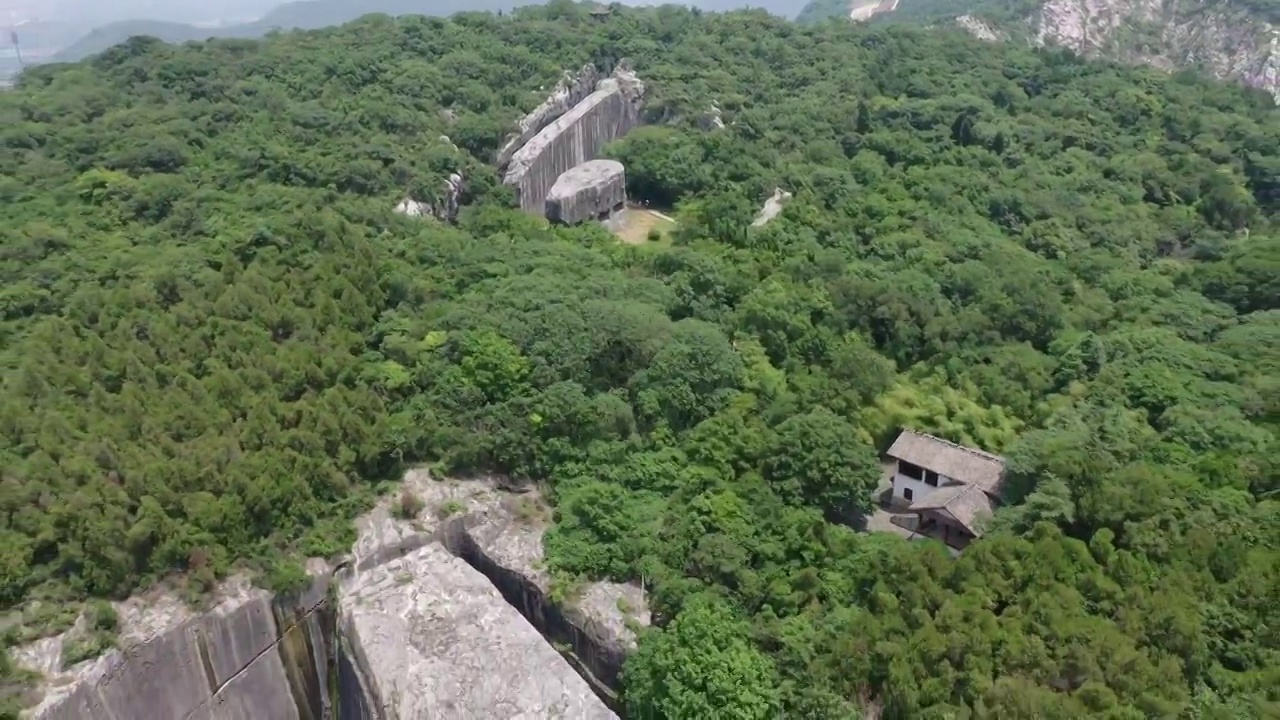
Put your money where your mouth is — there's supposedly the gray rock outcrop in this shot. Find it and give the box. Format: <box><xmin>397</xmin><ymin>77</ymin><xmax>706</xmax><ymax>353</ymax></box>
<box><xmin>545</xmin><ymin>159</ymin><xmax>627</xmax><ymax>225</ymax></box>
<box><xmin>955</xmin><ymin>15</ymin><xmax>1004</xmax><ymax>42</ymax></box>
<box><xmin>752</xmin><ymin>187</ymin><xmax>793</xmax><ymax>227</ymax></box>
<box><xmin>441</xmin><ymin>487</ymin><xmax>648</xmax><ymax>693</ymax></box>
<box><xmin>496</xmin><ymin>64</ymin><xmax>603</xmax><ymax>168</ymax></box>
<box><xmin>503</xmin><ymin>60</ymin><xmax>644</xmax><ymax>213</ymax></box>
<box><xmin>338</xmin><ymin>543</ymin><xmax>613</xmax><ymax>719</ymax></box>
<box><xmin>953</xmin><ymin>0</ymin><xmax>1279</xmax><ymax>103</ymax></box>
<box><xmin>20</xmin><ymin>573</ymin><xmax>331</xmax><ymax>720</ymax></box>
<box><xmin>15</xmin><ymin>470</ymin><xmax>642</xmax><ymax>720</ymax></box>
<box><xmin>394</xmin><ymin>171</ymin><xmax>465</xmax><ymax>223</ymax></box>
<box><xmin>698</xmin><ymin>102</ymin><xmax>726</xmax><ymax>131</ymax></box>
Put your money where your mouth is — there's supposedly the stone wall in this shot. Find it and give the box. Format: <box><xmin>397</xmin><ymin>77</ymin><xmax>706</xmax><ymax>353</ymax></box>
<box><xmin>502</xmin><ymin>61</ymin><xmax>644</xmax><ymax>214</ymax></box>
<box><xmin>545</xmin><ymin>159</ymin><xmax>627</xmax><ymax>225</ymax></box>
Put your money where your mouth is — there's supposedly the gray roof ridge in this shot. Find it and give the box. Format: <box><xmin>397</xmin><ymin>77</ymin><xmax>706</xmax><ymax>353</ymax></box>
<box><xmin>898</xmin><ymin>429</ymin><xmax>1004</xmax><ymax>464</ymax></box>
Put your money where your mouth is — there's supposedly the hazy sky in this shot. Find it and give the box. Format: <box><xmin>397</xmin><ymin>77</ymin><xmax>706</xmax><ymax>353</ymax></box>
<box><xmin>4</xmin><ymin>0</ymin><xmax>804</xmax><ymax>27</ymax></box>
<box><xmin>3</xmin><ymin>0</ymin><xmax>277</xmax><ymax>26</ymax></box>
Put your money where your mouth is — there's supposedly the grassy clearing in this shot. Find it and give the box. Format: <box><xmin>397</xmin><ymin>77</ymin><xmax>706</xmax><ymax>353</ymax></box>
<box><xmin>612</xmin><ymin>208</ymin><xmax>676</xmax><ymax>246</ymax></box>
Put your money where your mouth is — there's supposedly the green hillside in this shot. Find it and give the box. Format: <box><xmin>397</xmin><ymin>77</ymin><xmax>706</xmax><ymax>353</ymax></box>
<box><xmin>3</xmin><ymin>3</ymin><xmax>1278</xmax><ymax>717</ymax></box>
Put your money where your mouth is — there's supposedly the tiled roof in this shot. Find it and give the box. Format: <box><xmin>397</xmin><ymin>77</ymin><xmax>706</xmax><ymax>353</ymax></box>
<box><xmin>908</xmin><ymin>484</ymin><xmax>996</xmax><ymax>537</ymax></box>
<box><xmin>886</xmin><ymin>429</ymin><xmax>1005</xmax><ymax>493</ymax></box>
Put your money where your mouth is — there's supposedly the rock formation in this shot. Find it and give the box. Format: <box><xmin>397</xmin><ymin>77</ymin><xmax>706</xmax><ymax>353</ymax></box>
<box><xmin>502</xmin><ymin>60</ymin><xmax>644</xmax><ymax>214</ymax></box>
<box><xmin>394</xmin><ymin>172</ymin><xmax>465</xmax><ymax>223</ymax></box>
<box><xmin>955</xmin><ymin>15</ymin><xmax>1004</xmax><ymax>43</ymax></box>
<box><xmin>18</xmin><ymin>571</ymin><xmax>332</xmax><ymax>720</ymax></box>
<box><xmin>440</xmin><ymin>485</ymin><xmax>648</xmax><ymax>692</ymax></box>
<box><xmin>752</xmin><ymin>187</ymin><xmax>793</xmax><ymax>227</ymax></box>
<box><xmin>338</xmin><ymin>544</ymin><xmax>614</xmax><ymax>719</ymax></box>
<box><xmin>545</xmin><ymin>159</ymin><xmax>627</xmax><ymax>225</ymax></box>
<box><xmin>496</xmin><ymin>64</ymin><xmax>603</xmax><ymax>168</ymax></box>
<box><xmin>698</xmin><ymin>102</ymin><xmax>726</xmax><ymax>131</ymax></box>
<box><xmin>949</xmin><ymin>0</ymin><xmax>1279</xmax><ymax>103</ymax></box>
<box><xmin>14</xmin><ymin>470</ymin><xmax>644</xmax><ymax>720</ymax></box>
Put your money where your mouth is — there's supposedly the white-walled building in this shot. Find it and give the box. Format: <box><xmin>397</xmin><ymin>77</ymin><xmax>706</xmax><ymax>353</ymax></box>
<box><xmin>885</xmin><ymin>430</ymin><xmax>1005</xmax><ymax>549</ymax></box>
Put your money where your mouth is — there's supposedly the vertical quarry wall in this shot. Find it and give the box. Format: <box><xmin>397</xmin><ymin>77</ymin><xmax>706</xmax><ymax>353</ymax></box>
<box><xmin>21</xmin><ymin>573</ymin><xmax>332</xmax><ymax>720</ymax></box>
<box><xmin>496</xmin><ymin>64</ymin><xmax>602</xmax><ymax>168</ymax></box>
<box><xmin>15</xmin><ymin>472</ymin><xmax>644</xmax><ymax>720</ymax></box>
<box><xmin>502</xmin><ymin>61</ymin><xmax>644</xmax><ymax>214</ymax></box>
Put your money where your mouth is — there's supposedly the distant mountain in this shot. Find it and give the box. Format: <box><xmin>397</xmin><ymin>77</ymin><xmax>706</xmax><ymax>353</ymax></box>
<box><xmin>49</xmin><ymin>0</ymin><xmax>813</xmax><ymax>65</ymax></box>
<box><xmin>50</xmin><ymin>0</ymin><xmax>523</xmax><ymax>63</ymax></box>
<box><xmin>796</xmin><ymin>0</ymin><xmax>1279</xmax><ymax>102</ymax></box>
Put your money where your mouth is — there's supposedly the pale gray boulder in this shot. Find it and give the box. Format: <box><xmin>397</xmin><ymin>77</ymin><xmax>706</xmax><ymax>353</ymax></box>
<box><xmin>545</xmin><ymin>159</ymin><xmax>627</xmax><ymax>225</ymax></box>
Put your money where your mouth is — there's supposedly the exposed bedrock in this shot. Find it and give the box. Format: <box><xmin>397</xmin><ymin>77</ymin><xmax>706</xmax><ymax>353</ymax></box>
<box><xmin>503</xmin><ymin>60</ymin><xmax>644</xmax><ymax>214</ymax></box>
<box><xmin>19</xmin><ymin>568</ymin><xmax>333</xmax><ymax>720</ymax></box>
<box><xmin>752</xmin><ymin>187</ymin><xmax>793</xmax><ymax>227</ymax></box>
<box><xmin>365</xmin><ymin>471</ymin><xmax>649</xmax><ymax>705</ymax></box>
<box><xmin>545</xmin><ymin>159</ymin><xmax>627</xmax><ymax>225</ymax></box>
<box><xmin>436</xmin><ymin>487</ymin><xmax>648</xmax><ymax>697</ymax></box>
<box><xmin>337</xmin><ymin>543</ymin><xmax>614</xmax><ymax>719</ymax></box>
<box><xmin>394</xmin><ymin>171</ymin><xmax>465</xmax><ymax>223</ymax></box>
<box><xmin>496</xmin><ymin>64</ymin><xmax>602</xmax><ymax>168</ymax></box>
<box><xmin>15</xmin><ymin>470</ymin><xmax>642</xmax><ymax>720</ymax></box>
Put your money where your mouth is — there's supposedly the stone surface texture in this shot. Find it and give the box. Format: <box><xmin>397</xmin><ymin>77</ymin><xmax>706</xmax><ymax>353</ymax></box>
<box><xmin>955</xmin><ymin>0</ymin><xmax>1279</xmax><ymax>103</ymax></box>
<box><xmin>445</xmin><ymin>485</ymin><xmax>648</xmax><ymax>691</ymax></box>
<box><xmin>752</xmin><ymin>187</ymin><xmax>793</xmax><ymax>227</ymax></box>
<box><xmin>15</xmin><ymin>470</ymin><xmax>643</xmax><ymax>720</ymax></box>
<box><xmin>503</xmin><ymin>60</ymin><xmax>644</xmax><ymax>213</ymax></box>
<box><xmin>19</xmin><ymin>576</ymin><xmax>319</xmax><ymax>720</ymax></box>
<box><xmin>545</xmin><ymin>159</ymin><xmax>627</xmax><ymax>224</ymax></box>
<box><xmin>496</xmin><ymin>64</ymin><xmax>602</xmax><ymax>168</ymax></box>
<box><xmin>338</xmin><ymin>543</ymin><xmax>615</xmax><ymax>719</ymax></box>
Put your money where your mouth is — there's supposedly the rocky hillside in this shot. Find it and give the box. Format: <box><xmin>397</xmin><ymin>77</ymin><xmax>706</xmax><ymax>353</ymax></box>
<box><xmin>1031</xmin><ymin>0</ymin><xmax>1277</xmax><ymax>101</ymax></box>
<box><xmin>799</xmin><ymin>0</ymin><xmax>1280</xmax><ymax>102</ymax></box>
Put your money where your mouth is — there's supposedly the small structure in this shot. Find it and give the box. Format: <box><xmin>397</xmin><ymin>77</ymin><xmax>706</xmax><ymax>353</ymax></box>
<box><xmin>884</xmin><ymin>429</ymin><xmax>1004</xmax><ymax>550</ymax></box>
<box><xmin>589</xmin><ymin>4</ymin><xmax>613</xmax><ymax>20</ymax></box>
<box><xmin>545</xmin><ymin>159</ymin><xmax>626</xmax><ymax>225</ymax></box>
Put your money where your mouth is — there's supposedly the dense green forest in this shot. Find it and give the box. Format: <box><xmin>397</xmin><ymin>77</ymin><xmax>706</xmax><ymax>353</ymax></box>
<box><xmin>2</xmin><ymin>1</ymin><xmax>1278</xmax><ymax>717</ymax></box>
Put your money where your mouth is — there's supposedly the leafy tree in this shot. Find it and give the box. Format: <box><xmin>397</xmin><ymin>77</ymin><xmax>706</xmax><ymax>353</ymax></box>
<box><xmin>624</xmin><ymin>593</ymin><xmax>781</xmax><ymax>720</ymax></box>
<box><xmin>763</xmin><ymin>408</ymin><xmax>882</xmax><ymax>516</ymax></box>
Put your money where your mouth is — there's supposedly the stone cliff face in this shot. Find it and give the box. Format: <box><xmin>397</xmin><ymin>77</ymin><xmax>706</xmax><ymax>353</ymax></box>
<box><xmin>18</xmin><ymin>571</ymin><xmax>333</xmax><ymax>720</ymax></box>
<box><xmin>496</xmin><ymin>64</ymin><xmax>603</xmax><ymax>168</ymax></box>
<box><xmin>502</xmin><ymin>60</ymin><xmax>645</xmax><ymax>214</ymax></box>
<box><xmin>961</xmin><ymin>0</ymin><xmax>1279</xmax><ymax>102</ymax></box>
<box><xmin>14</xmin><ymin>470</ymin><xmax>644</xmax><ymax>719</ymax></box>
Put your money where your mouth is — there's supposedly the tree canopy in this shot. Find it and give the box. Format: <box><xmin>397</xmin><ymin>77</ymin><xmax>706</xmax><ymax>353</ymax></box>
<box><xmin>2</xmin><ymin>3</ymin><xmax>1278</xmax><ymax>717</ymax></box>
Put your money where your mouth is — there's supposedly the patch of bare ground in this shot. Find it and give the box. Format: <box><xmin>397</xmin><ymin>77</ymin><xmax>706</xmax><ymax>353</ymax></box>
<box><xmin>606</xmin><ymin>206</ymin><xmax>676</xmax><ymax>245</ymax></box>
